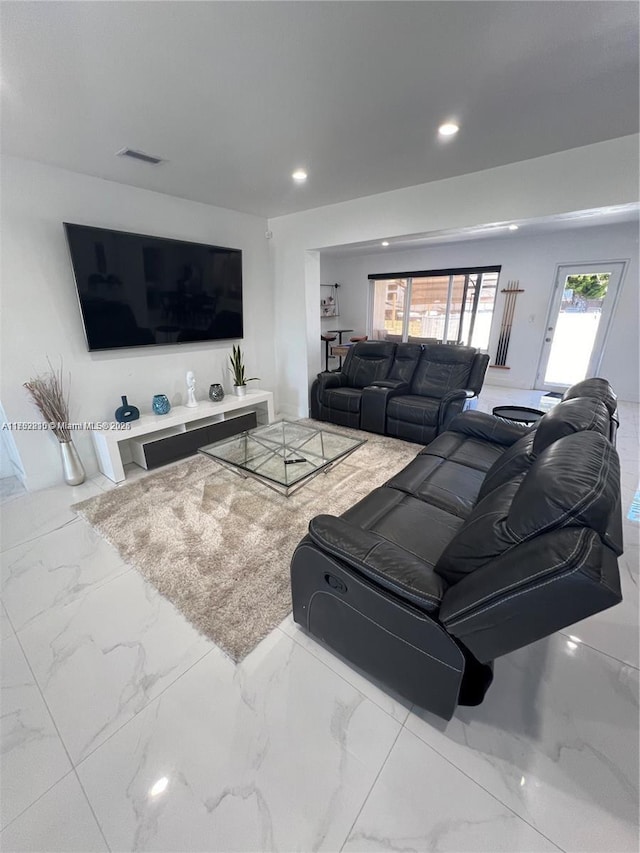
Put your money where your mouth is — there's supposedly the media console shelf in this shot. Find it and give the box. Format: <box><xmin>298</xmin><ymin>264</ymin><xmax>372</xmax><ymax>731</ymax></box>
<box><xmin>92</xmin><ymin>389</ymin><xmax>275</xmax><ymax>483</ymax></box>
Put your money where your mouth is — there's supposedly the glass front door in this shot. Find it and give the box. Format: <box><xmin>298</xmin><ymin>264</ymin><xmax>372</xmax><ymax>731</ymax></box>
<box><xmin>536</xmin><ymin>262</ymin><xmax>625</xmax><ymax>390</ymax></box>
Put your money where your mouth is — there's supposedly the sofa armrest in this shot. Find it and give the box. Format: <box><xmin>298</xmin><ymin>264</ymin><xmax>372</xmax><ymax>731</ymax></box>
<box><xmin>317</xmin><ymin>371</ymin><xmax>348</xmax><ymax>392</ymax></box>
<box><xmin>361</xmin><ymin>381</ymin><xmax>409</xmax><ymax>433</ymax></box>
<box><xmin>437</xmin><ymin>389</ymin><xmax>475</xmax><ymax>431</ymax></box>
<box><xmin>308</xmin><ymin>515</ymin><xmax>445</xmax><ymax>611</ymax></box>
<box><xmin>438</xmin><ymin>527</ymin><xmax>621</xmax><ymax>662</ymax></box>
<box><xmin>446</xmin><ymin>409</ymin><xmax>531</xmax><ymax>446</ymax></box>
<box><xmin>310</xmin><ymin>372</ymin><xmax>349</xmax><ymax>419</ymax></box>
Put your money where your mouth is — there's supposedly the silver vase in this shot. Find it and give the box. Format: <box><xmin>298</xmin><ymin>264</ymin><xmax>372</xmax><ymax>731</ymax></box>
<box><xmin>233</xmin><ymin>385</ymin><xmax>247</xmax><ymax>397</ymax></box>
<box><xmin>60</xmin><ymin>440</ymin><xmax>86</xmax><ymax>486</ymax></box>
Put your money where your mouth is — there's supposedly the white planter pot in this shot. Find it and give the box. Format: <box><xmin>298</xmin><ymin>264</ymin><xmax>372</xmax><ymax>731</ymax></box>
<box><xmin>233</xmin><ymin>385</ymin><xmax>247</xmax><ymax>397</ymax></box>
<box><xmin>60</xmin><ymin>440</ymin><xmax>86</xmax><ymax>486</ymax></box>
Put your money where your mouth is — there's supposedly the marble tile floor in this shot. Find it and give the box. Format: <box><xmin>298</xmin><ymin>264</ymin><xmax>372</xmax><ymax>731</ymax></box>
<box><xmin>0</xmin><ymin>386</ymin><xmax>638</xmax><ymax>852</ymax></box>
<box><xmin>0</xmin><ymin>477</ymin><xmax>26</xmax><ymax>503</ymax></box>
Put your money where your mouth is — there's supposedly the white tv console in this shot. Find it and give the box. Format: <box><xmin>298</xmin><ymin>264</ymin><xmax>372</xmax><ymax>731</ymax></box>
<box><xmin>92</xmin><ymin>389</ymin><xmax>275</xmax><ymax>483</ymax></box>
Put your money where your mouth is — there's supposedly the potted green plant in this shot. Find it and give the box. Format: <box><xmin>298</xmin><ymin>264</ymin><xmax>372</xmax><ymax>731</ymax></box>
<box><xmin>228</xmin><ymin>345</ymin><xmax>259</xmax><ymax>397</ymax></box>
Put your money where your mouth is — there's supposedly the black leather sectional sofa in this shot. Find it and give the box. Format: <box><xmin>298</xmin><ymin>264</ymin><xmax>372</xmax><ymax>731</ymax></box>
<box><xmin>310</xmin><ymin>341</ymin><xmax>490</xmax><ymax>444</ymax></box>
<box><xmin>291</xmin><ymin>378</ymin><xmax>623</xmax><ymax>720</ymax></box>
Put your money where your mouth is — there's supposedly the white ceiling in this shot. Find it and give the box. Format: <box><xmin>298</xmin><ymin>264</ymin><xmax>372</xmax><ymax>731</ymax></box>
<box><xmin>320</xmin><ymin>204</ymin><xmax>640</xmax><ymax>256</ymax></box>
<box><xmin>1</xmin><ymin>1</ymin><xmax>638</xmax><ymax>218</ymax></box>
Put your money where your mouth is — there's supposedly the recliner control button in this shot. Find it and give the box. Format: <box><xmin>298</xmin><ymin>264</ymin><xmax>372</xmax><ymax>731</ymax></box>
<box><xmin>324</xmin><ymin>573</ymin><xmax>347</xmax><ymax>593</ymax></box>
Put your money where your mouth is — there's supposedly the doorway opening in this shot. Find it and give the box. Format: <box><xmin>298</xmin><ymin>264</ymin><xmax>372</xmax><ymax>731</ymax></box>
<box><xmin>536</xmin><ymin>262</ymin><xmax>626</xmax><ymax>391</ymax></box>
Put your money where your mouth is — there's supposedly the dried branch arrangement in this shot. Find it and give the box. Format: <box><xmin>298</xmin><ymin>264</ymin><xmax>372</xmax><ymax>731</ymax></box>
<box><xmin>24</xmin><ymin>360</ymin><xmax>72</xmax><ymax>442</ymax></box>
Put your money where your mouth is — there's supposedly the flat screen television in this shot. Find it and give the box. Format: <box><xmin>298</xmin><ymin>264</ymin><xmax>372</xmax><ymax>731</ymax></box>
<box><xmin>64</xmin><ymin>223</ymin><xmax>243</xmax><ymax>350</ymax></box>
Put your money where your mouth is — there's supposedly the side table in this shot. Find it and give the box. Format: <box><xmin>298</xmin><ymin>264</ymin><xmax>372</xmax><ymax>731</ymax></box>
<box><xmin>492</xmin><ymin>405</ymin><xmax>544</xmax><ymax>425</ymax></box>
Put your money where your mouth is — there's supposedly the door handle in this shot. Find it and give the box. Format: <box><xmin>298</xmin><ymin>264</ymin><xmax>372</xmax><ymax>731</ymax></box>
<box><xmin>545</xmin><ymin>337</ymin><xmax>552</xmax><ymax>342</ymax></box>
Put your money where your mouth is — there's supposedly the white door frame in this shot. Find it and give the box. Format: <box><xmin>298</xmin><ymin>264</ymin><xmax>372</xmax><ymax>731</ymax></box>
<box><xmin>535</xmin><ymin>259</ymin><xmax>627</xmax><ymax>391</ymax></box>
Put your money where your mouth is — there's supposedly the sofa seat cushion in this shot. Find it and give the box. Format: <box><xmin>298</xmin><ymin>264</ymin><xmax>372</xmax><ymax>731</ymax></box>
<box><xmin>386</xmin><ymin>395</ymin><xmax>440</xmax><ymax>426</ymax></box>
<box><xmin>341</xmin><ymin>486</ymin><xmax>464</xmax><ymax>575</ymax></box>
<box><xmin>323</xmin><ymin>387</ymin><xmax>363</xmax><ymax>414</ymax></box>
<box><xmin>386</xmin><ymin>456</ymin><xmax>485</xmax><ymax>519</ymax></box>
<box><xmin>420</xmin><ymin>432</ymin><xmax>505</xmax><ymax>473</ymax></box>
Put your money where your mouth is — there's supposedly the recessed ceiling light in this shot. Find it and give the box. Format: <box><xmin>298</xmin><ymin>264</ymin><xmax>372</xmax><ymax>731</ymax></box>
<box><xmin>292</xmin><ymin>169</ymin><xmax>307</xmax><ymax>183</ymax></box>
<box><xmin>508</xmin><ymin>224</ymin><xmax>519</xmax><ymax>231</ymax></box>
<box><xmin>381</xmin><ymin>241</ymin><xmax>389</xmax><ymax>247</ymax></box>
<box><xmin>438</xmin><ymin>122</ymin><xmax>459</xmax><ymax>137</ymax></box>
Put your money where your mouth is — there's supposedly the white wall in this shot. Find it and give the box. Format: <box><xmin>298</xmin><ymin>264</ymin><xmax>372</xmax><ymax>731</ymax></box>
<box><xmin>0</xmin><ymin>157</ymin><xmax>274</xmax><ymax>490</ymax></box>
<box><xmin>318</xmin><ymin>221</ymin><xmax>639</xmax><ymax>400</ymax></box>
<box><xmin>319</xmin><ymin>255</ymin><xmax>367</xmax><ymax>340</ymax></box>
<box><xmin>0</xmin><ymin>402</ymin><xmax>24</xmax><ymax>480</ymax></box>
<box><xmin>269</xmin><ymin>135</ymin><xmax>639</xmax><ymax>417</ymax></box>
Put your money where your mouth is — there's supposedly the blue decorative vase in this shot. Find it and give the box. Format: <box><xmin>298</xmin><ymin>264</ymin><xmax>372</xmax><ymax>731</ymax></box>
<box><xmin>209</xmin><ymin>383</ymin><xmax>225</xmax><ymax>403</ymax></box>
<box><xmin>152</xmin><ymin>394</ymin><xmax>171</xmax><ymax>415</ymax></box>
<box><xmin>115</xmin><ymin>395</ymin><xmax>140</xmax><ymax>423</ymax></box>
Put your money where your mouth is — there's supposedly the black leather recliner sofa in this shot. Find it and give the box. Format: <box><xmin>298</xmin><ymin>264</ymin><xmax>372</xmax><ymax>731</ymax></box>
<box><xmin>311</xmin><ymin>341</ymin><xmax>490</xmax><ymax>443</ymax></box>
<box><xmin>291</xmin><ymin>378</ymin><xmax>623</xmax><ymax>720</ymax></box>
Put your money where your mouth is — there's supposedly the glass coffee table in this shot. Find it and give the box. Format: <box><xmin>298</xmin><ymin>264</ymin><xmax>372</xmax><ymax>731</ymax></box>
<box><xmin>198</xmin><ymin>420</ymin><xmax>366</xmax><ymax>496</ymax></box>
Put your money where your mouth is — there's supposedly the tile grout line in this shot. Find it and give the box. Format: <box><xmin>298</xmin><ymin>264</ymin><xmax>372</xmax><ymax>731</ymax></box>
<box><xmin>276</xmin><ymin>624</ymin><xmax>411</xmax><ymax>726</ymax></box>
<box><xmin>2</xmin><ymin>609</ymin><xmax>109</xmax><ymax>850</ymax></box>
<box><xmin>403</xmin><ymin>715</ymin><xmax>567</xmax><ymax>853</ymax></box>
<box><xmin>0</xmin><ymin>768</ymin><xmax>78</xmax><ymax>838</ymax></box>
<box><xmin>70</xmin><ymin>767</ymin><xmax>112</xmax><ymax>852</ymax></box>
<box><xmin>2</xmin><ymin>564</ymin><xmax>135</xmax><ymax>637</ymax></box>
<box><xmin>338</xmin><ymin>723</ymin><xmax>404</xmax><ymax>853</ymax></box>
<box><xmin>72</xmin><ymin>644</ymin><xmax>218</xmax><ymax>767</ymax></box>
<box><xmin>0</xmin><ymin>514</ymin><xmax>80</xmax><ymax>554</ymax></box>
<box><xmin>556</xmin><ymin>630</ymin><xmax>640</xmax><ymax>672</ymax></box>
<box><xmin>7</xmin><ymin>590</ymin><xmax>217</xmax><ymax>816</ymax></box>
<box><xmin>6</xmin><ymin>617</ymin><xmax>217</xmax><ymax>847</ymax></box>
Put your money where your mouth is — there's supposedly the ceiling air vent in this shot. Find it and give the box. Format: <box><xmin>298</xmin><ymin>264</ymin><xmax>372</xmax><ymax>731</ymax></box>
<box><xmin>116</xmin><ymin>147</ymin><xmax>164</xmax><ymax>165</ymax></box>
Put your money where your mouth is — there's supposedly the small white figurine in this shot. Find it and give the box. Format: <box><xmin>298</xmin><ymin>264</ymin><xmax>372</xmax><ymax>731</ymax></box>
<box><xmin>185</xmin><ymin>371</ymin><xmax>198</xmax><ymax>407</ymax></box>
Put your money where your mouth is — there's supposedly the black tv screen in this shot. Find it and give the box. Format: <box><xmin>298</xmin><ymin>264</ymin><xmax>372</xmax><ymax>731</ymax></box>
<box><xmin>64</xmin><ymin>223</ymin><xmax>243</xmax><ymax>350</ymax></box>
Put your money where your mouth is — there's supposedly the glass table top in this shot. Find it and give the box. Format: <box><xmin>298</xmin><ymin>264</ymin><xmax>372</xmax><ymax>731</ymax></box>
<box><xmin>198</xmin><ymin>420</ymin><xmax>366</xmax><ymax>495</ymax></box>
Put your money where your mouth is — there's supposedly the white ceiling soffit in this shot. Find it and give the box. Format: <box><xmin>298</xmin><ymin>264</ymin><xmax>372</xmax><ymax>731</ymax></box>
<box><xmin>1</xmin><ymin>1</ymin><xmax>638</xmax><ymax>217</ymax></box>
<box><xmin>320</xmin><ymin>204</ymin><xmax>640</xmax><ymax>257</ymax></box>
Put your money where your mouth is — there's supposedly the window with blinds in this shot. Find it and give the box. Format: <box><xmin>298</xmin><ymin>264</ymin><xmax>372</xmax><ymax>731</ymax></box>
<box><xmin>369</xmin><ymin>266</ymin><xmax>500</xmax><ymax>349</ymax></box>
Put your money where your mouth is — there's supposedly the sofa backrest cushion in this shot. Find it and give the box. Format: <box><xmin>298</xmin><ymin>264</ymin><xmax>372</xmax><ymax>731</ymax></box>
<box><xmin>478</xmin><ymin>397</ymin><xmax>612</xmax><ymax>501</ymax></box>
<box><xmin>343</xmin><ymin>341</ymin><xmax>396</xmax><ymax>389</ymax></box>
<box><xmin>410</xmin><ymin>344</ymin><xmax>478</xmax><ymax>398</ymax></box>
<box><xmin>562</xmin><ymin>377</ymin><xmax>617</xmax><ymax>416</ymax></box>
<box><xmin>466</xmin><ymin>353</ymin><xmax>490</xmax><ymax>395</ymax></box>
<box><xmin>532</xmin><ymin>397</ymin><xmax>611</xmax><ymax>456</ymax></box>
<box><xmin>435</xmin><ymin>431</ymin><xmax>620</xmax><ymax>585</ymax></box>
<box><xmin>387</xmin><ymin>343</ymin><xmax>422</xmax><ymax>384</ymax></box>
<box><xmin>477</xmin><ymin>432</ymin><xmax>536</xmax><ymax>501</ymax></box>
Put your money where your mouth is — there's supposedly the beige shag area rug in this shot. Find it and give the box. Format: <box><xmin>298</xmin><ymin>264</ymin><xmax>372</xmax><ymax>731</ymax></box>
<box><xmin>73</xmin><ymin>420</ymin><xmax>421</xmax><ymax>661</ymax></box>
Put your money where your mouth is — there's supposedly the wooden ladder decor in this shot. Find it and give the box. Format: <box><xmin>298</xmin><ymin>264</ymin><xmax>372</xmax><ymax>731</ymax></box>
<box><xmin>491</xmin><ymin>280</ymin><xmax>524</xmax><ymax>369</ymax></box>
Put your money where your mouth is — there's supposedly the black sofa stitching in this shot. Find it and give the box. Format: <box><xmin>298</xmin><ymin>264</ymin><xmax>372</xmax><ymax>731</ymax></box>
<box><xmin>443</xmin><ymin>529</ymin><xmax>589</xmax><ymax>622</ymax></box>
<box><xmin>307</xmin><ymin>590</ymin><xmax>462</xmax><ymax>673</ymax></box>
<box><xmin>447</xmin><ymin>535</ymin><xmax>598</xmax><ymax>628</ymax></box>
